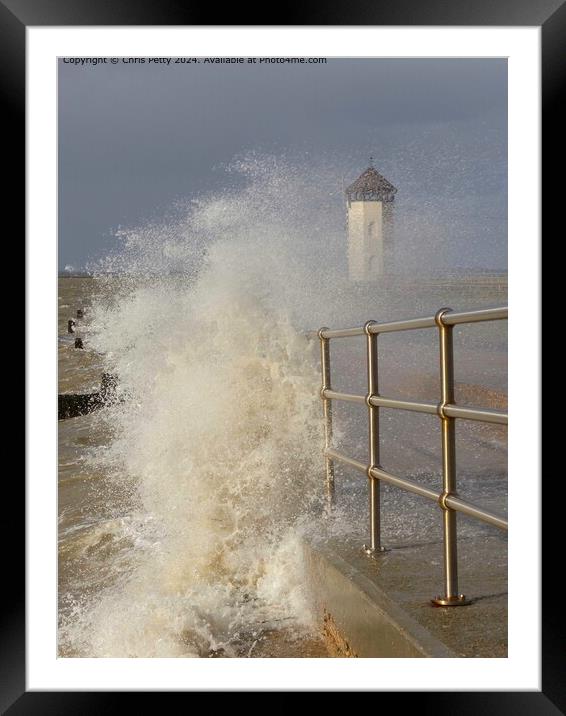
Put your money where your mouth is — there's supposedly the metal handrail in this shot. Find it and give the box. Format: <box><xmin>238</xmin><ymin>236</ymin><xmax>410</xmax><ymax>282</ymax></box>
<box><xmin>322</xmin><ymin>389</ymin><xmax>508</xmax><ymax>424</ymax></box>
<box><xmin>317</xmin><ymin>305</ymin><xmax>508</xmax><ymax>607</ymax></box>
<box><xmin>319</xmin><ymin>306</ymin><xmax>507</xmax><ymax>339</ymax></box>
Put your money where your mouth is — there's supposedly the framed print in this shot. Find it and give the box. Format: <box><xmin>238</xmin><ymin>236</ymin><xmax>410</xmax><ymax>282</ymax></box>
<box><xmin>9</xmin><ymin>0</ymin><xmax>557</xmax><ymax>707</ymax></box>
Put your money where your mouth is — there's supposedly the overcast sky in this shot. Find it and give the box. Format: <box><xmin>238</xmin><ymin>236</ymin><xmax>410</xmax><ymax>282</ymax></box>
<box><xmin>58</xmin><ymin>58</ymin><xmax>507</xmax><ymax>271</ymax></box>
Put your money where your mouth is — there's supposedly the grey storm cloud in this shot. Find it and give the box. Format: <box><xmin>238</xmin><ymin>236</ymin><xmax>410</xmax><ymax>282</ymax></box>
<box><xmin>58</xmin><ymin>58</ymin><xmax>507</xmax><ymax>271</ymax></box>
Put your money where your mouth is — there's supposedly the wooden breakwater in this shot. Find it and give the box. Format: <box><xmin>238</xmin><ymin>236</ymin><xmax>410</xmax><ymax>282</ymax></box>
<box><xmin>58</xmin><ymin>373</ymin><xmax>118</xmax><ymax>420</ymax></box>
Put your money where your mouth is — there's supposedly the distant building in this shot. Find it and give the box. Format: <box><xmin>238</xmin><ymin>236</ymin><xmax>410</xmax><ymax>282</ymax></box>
<box><xmin>346</xmin><ymin>162</ymin><xmax>397</xmax><ymax>281</ymax></box>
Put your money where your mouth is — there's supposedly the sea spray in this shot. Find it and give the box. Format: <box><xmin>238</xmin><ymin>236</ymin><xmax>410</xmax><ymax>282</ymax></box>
<box><xmin>59</xmin><ymin>157</ymin><xmax>349</xmax><ymax>657</ymax></box>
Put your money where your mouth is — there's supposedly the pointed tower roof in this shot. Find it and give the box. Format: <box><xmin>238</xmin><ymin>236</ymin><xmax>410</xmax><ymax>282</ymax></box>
<box><xmin>346</xmin><ymin>165</ymin><xmax>397</xmax><ymax>202</ymax></box>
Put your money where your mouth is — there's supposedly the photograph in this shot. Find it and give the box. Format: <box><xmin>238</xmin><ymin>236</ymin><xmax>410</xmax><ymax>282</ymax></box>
<box><xmin>57</xmin><ymin>55</ymin><xmax>509</xmax><ymax>659</ymax></box>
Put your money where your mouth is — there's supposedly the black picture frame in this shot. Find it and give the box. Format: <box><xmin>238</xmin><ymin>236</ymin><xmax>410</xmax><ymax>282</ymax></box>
<box><xmin>10</xmin><ymin>0</ymin><xmax>557</xmax><ymax>708</ymax></box>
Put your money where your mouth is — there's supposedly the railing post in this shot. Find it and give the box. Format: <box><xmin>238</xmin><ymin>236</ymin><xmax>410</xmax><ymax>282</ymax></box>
<box><xmin>363</xmin><ymin>321</ymin><xmax>385</xmax><ymax>555</ymax></box>
<box><xmin>432</xmin><ymin>308</ymin><xmax>470</xmax><ymax>606</ymax></box>
<box><xmin>318</xmin><ymin>328</ymin><xmax>335</xmax><ymax>510</ymax></box>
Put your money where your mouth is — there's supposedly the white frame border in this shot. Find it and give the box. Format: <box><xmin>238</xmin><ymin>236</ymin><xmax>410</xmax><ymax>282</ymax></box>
<box><xmin>27</xmin><ymin>26</ymin><xmax>540</xmax><ymax>691</ymax></box>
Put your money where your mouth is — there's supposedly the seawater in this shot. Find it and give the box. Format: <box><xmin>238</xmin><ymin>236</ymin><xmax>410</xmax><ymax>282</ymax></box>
<box><xmin>58</xmin><ymin>156</ymin><xmax>507</xmax><ymax>657</ymax></box>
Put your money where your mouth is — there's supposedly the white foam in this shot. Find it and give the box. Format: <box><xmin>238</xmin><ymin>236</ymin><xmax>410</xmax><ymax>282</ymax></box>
<box><xmin>60</xmin><ymin>156</ymin><xmax>339</xmax><ymax>656</ymax></box>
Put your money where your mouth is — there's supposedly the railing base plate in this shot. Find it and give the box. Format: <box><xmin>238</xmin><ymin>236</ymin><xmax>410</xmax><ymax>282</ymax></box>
<box><xmin>362</xmin><ymin>545</ymin><xmax>389</xmax><ymax>558</ymax></box>
<box><xmin>430</xmin><ymin>594</ymin><xmax>471</xmax><ymax>607</ymax></box>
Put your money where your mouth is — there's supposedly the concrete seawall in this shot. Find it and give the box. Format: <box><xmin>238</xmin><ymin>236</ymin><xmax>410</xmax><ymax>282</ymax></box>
<box><xmin>303</xmin><ymin>539</ymin><xmax>456</xmax><ymax>657</ymax></box>
<box><xmin>303</xmin><ymin>530</ymin><xmax>507</xmax><ymax>658</ymax></box>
